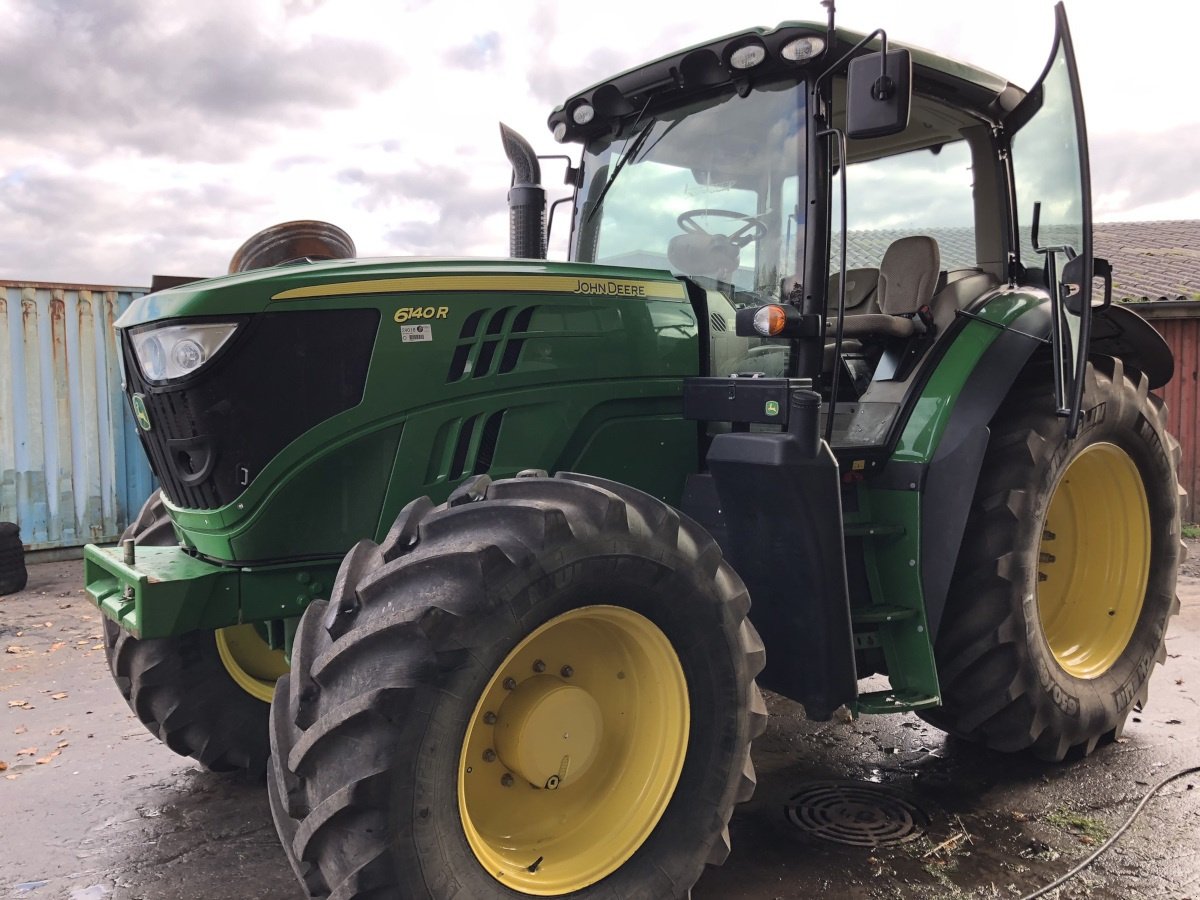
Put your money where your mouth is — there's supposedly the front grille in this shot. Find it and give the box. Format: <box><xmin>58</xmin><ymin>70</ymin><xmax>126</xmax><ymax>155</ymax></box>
<box><xmin>123</xmin><ymin>308</ymin><xmax>379</xmax><ymax>509</ymax></box>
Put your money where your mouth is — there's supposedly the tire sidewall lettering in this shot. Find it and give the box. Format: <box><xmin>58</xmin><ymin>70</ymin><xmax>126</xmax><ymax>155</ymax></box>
<box><xmin>1111</xmin><ymin>647</ymin><xmax>1154</xmax><ymax>710</ymax></box>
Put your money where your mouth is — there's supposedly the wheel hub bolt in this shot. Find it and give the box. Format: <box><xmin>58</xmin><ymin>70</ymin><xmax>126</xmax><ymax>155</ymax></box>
<box><xmin>532</xmin><ymin>659</ymin><xmax>546</xmax><ymax>673</ymax></box>
<box><xmin>560</xmin><ymin>665</ymin><xmax>574</xmax><ymax>678</ymax></box>
<box><xmin>483</xmin><ymin>749</ymin><xmax>497</xmax><ymax>763</ymax></box>
<box><xmin>504</xmin><ymin>677</ymin><xmax>518</xmax><ymax>690</ymax></box>
<box><xmin>501</xmin><ymin>773</ymin><xmax>514</xmax><ymax>787</ymax></box>
<box><xmin>483</xmin><ymin>711</ymin><xmax>497</xmax><ymax>725</ymax></box>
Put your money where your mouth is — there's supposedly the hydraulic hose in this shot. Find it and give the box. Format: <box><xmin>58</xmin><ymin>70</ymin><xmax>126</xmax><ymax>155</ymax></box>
<box><xmin>1018</xmin><ymin>764</ymin><xmax>1200</xmax><ymax>900</ymax></box>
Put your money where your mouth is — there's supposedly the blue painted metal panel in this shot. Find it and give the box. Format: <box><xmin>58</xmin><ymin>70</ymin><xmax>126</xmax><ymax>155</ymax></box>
<box><xmin>0</xmin><ymin>281</ymin><xmax>156</xmax><ymax>550</ymax></box>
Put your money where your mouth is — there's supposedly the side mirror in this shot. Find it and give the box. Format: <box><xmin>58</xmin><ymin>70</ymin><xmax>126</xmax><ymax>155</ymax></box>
<box><xmin>845</xmin><ymin>49</ymin><xmax>912</xmax><ymax>140</ymax></box>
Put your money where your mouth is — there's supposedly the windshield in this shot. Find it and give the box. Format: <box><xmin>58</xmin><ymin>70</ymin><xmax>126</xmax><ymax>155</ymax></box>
<box><xmin>572</xmin><ymin>79</ymin><xmax>807</xmax><ymax>303</ymax></box>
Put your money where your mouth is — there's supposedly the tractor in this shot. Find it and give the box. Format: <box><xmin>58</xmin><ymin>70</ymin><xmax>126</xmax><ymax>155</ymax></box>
<box><xmin>84</xmin><ymin>3</ymin><xmax>1183</xmax><ymax>897</ymax></box>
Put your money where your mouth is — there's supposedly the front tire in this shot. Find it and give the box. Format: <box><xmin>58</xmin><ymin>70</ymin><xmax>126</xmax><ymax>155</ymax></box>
<box><xmin>102</xmin><ymin>492</ymin><xmax>288</xmax><ymax>774</ymax></box>
<box><xmin>269</xmin><ymin>473</ymin><xmax>766</xmax><ymax>899</ymax></box>
<box><xmin>925</xmin><ymin>358</ymin><xmax>1183</xmax><ymax>760</ymax></box>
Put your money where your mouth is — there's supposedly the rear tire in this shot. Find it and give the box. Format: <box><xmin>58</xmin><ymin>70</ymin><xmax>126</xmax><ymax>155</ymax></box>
<box><xmin>102</xmin><ymin>492</ymin><xmax>287</xmax><ymax>775</ymax></box>
<box><xmin>924</xmin><ymin>358</ymin><xmax>1183</xmax><ymax>760</ymax></box>
<box><xmin>269</xmin><ymin>473</ymin><xmax>766</xmax><ymax>899</ymax></box>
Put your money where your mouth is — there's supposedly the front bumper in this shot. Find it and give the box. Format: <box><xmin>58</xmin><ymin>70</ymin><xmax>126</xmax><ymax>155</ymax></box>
<box><xmin>84</xmin><ymin>543</ymin><xmax>338</xmax><ymax>639</ymax></box>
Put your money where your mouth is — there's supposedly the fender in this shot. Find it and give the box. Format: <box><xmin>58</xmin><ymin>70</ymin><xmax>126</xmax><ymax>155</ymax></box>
<box><xmin>918</xmin><ymin>298</ymin><xmax>1173</xmax><ymax>640</ymax></box>
<box><xmin>1090</xmin><ymin>303</ymin><xmax>1174</xmax><ymax>390</ymax></box>
<box><xmin>918</xmin><ymin>302</ymin><xmax>1051</xmax><ymax>640</ymax></box>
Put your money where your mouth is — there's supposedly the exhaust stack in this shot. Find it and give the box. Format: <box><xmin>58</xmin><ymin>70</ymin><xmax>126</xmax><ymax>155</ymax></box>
<box><xmin>500</xmin><ymin>123</ymin><xmax>547</xmax><ymax>260</ymax></box>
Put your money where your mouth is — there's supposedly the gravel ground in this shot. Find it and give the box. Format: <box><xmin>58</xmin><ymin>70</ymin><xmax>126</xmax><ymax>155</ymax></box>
<box><xmin>1</xmin><ymin>551</ymin><xmax>1197</xmax><ymax>899</ymax></box>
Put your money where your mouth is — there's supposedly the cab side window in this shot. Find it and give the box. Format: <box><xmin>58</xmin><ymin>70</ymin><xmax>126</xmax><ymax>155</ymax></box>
<box><xmin>831</xmin><ymin>139</ymin><xmax>977</xmax><ymax>276</ymax></box>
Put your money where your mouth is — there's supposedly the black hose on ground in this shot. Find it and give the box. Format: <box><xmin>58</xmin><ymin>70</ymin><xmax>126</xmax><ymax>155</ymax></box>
<box><xmin>1019</xmin><ymin>764</ymin><xmax>1200</xmax><ymax>900</ymax></box>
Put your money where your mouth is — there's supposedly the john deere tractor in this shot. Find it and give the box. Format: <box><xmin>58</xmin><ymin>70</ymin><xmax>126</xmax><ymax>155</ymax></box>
<box><xmin>85</xmin><ymin>3</ymin><xmax>1182</xmax><ymax>897</ymax></box>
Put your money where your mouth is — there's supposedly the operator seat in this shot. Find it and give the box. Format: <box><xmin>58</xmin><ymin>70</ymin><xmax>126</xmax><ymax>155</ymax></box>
<box><xmin>667</xmin><ymin>232</ymin><xmax>740</xmax><ymax>281</ymax></box>
<box><xmin>831</xmin><ymin>236</ymin><xmax>940</xmax><ymax>341</ymax></box>
<box><xmin>828</xmin><ymin>267</ymin><xmax>880</xmax><ymax>316</ymax></box>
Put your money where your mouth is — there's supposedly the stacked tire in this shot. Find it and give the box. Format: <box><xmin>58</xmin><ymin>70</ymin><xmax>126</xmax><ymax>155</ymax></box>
<box><xmin>0</xmin><ymin>522</ymin><xmax>27</xmax><ymax>595</ymax></box>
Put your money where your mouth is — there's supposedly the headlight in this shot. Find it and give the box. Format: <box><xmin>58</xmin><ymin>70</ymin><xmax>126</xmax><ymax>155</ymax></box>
<box><xmin>129</xmin><ymin>322</ymin><xmax>239</xmax><ymax>382</ymax></box>
<box><xmin>781</xmin><ymin>36</ymin><xmax>825</xmax><ymax>62</ymax></box>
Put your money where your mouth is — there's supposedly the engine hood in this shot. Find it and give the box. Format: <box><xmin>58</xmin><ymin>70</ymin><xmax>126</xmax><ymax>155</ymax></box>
<box><xmin>116</xmin><ymin>257</ymin><xmax>687</xmax><ymax>329</ymax></box>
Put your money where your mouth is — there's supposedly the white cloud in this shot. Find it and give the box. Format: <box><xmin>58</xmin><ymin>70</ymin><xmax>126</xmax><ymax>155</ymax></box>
<box><xmin>0</xmin><ymin>0</ymin><xmax>1196</xmax><ymax>285</ymax></box>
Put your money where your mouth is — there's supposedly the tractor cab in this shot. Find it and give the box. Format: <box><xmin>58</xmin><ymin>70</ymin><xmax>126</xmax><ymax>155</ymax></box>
<box><xmin>547</xmin><ymin>10</ymin><xmax>1106</xmax><ymax>459</ymax></box>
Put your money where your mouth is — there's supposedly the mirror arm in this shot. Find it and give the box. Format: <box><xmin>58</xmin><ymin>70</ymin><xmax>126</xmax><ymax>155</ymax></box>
<box><xmin>546</xmin><ymin>196</ymin><xmax>573</xmax><ymax>249</ymax></box>
<box><xmin>873</xmin><ymin>34</ymin><xmax>894</xmax><ymax>100</ymax></box>
<box><xmin>816</xmin><ymin>0</ymin><xmax>895</xmax><ymax>98</ymax></box>
<box><xmin>814</xmin><ymin>27</ymin><xmax>889</xmax><ymax>98</ymax></box>
<box><xmin>537</xmin><ymin>153</ymin><xmax>582</xmax><ymax>187</ymax></box>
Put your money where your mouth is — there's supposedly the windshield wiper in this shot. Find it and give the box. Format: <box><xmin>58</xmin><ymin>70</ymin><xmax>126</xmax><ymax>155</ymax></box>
<box><xmin>584</xmin><ymin>118</ymin><xmax>657</xmax><ymax>225</ymax></box>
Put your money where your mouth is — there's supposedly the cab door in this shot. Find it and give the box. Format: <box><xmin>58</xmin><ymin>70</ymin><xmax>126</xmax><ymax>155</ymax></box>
<box><xmin>1004</xmin><ymin>2</ymin><xmax>1105</xmax><ymax>437</ymax></box>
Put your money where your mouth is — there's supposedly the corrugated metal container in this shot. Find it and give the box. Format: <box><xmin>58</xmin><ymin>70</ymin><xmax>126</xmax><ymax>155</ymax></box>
<box><xmin>1128</xmin><ymin>301</ymin><xmax>1200</xmax><ymax>523</ymax></box>
<box><xmin>2</xmin><ymin>282</ymin><xmax>1193</xmax><ymax>546</ymax></box>
<box><xmin>1</xmin><ymin>281</ymin><xmax>155</xmax><ymax>553</ymax></box>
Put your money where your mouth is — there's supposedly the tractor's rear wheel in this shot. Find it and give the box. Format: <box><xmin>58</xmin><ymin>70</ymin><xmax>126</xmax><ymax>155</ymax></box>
<box><xmin>924</xmin><ymin>358</ymin><xmax>1183</xmax><ymax>760</ymax></box>
<box><xmin>101</xmin><ymin>491</ymin><xmax>288</xmax><ymax>774</ymax></box>
<box><xmin>268</xmin><ymin>473</ymin><xmax>766</xmax><ymax>899</ymax></box>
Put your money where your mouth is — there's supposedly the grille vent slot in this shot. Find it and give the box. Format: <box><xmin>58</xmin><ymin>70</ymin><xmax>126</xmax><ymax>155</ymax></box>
<box><xmin>710</xmin><ymin>312</ymin><xmax>728</xmax><ymax>332</ymax></box>
<box><xmin>450</xmin><ymin>414</ymin><xmax>480</xmax><ymax>478</ymax></box>
<box><xmin>448</xmin><ymin>409</ymin><xmax>509</xmax><ymax>478</ymax></box>
<box><xmin>447</xmin><ymin>310</ymin><xmax>486</xmax><ymax>382</ymax></box>
<box><xmin>446</xmin><ymin>305</ymin><xmax>538</xmax><ymax>382</ymax></box>
<box><xmin>473</xmin><ymin>410</ymin><xmax>506</xmax><ymax>474</ymax></box>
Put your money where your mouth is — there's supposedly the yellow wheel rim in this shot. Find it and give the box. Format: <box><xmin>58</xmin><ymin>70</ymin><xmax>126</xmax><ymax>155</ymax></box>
<box><xmin>214</xmin><ymin>624</ymin><xmax>290</xmax><ymax>703</ymax></box>
<box><xmin>1037</xmin><ymin>442</ymin><xmax>1151</xmax><ymax>679</ymax></box>
<box><xmin>458</xmin><ymin>605</ymin><xmax>689</xmax><ymax>896</ymax></box>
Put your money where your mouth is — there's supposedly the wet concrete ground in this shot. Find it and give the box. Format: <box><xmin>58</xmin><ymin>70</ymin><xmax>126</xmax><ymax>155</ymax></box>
<box><xmin>1</xmin><ymin>556</ymin><xmax>1197</xmax><ymax>900</ymax></box>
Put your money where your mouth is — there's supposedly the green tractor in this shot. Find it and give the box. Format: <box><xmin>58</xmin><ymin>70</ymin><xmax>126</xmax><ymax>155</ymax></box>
<box><xmin>85</xmin><ymin>3</ymin><xmax>1182</xmax><ymax>897</ymax></box>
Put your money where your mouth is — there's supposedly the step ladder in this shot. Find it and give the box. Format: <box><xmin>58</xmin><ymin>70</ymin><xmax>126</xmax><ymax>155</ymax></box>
<box><xmin>844</xmin><ymin>487</ymin><xmax>941</xmax><ymax>715</ymax></box>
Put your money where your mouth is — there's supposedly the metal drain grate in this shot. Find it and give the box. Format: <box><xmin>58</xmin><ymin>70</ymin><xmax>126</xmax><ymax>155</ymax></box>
<box><xmin>785</xmin><ymin>780</ymin><xmax>930</xmax><ymax>847</ymax></box>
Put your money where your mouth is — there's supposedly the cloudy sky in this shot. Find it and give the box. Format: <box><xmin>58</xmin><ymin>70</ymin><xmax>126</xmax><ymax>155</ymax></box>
<box><xmin>1</xmin><ymin>0</ymin><xmax>1196</xmax><ymax>287</ymax></box>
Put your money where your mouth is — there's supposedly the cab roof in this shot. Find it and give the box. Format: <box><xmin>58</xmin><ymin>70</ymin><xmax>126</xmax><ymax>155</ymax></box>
<box><xmin>547</xmin><ymin>21</ymin><xmax>1025</xmax><ymax>145</ymax></box>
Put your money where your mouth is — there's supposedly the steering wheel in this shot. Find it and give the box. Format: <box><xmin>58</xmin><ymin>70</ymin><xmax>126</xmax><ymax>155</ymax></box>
<box><xmin>676</xmin><ymin>209</ymin><xmax>768</xmax><ymax>248</ymax></box>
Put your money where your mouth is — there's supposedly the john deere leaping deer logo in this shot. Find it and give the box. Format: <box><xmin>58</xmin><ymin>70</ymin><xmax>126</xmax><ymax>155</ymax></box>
<box><xmin>131</xmin><ymin>394</ymin><xmax>152</xmax><ymax>431</ymax></box>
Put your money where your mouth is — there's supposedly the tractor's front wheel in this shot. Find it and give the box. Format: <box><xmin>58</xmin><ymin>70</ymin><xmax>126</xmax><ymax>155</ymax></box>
<box><xmin>268</xmin><ymin>473</ymin><xmax>766</xmax><ymax>899</ymax></box>
<box><xmin>925</xmin><ymin>358</ymin><xmax>1183</xmax><ymax>760</ymax></box>
<box><xmin>102</xmin><ymin>492</ymin><xmax>288</xmax><ymax>774</ymax></box>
